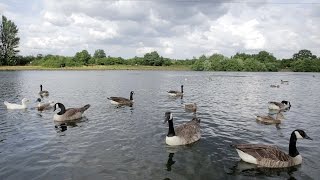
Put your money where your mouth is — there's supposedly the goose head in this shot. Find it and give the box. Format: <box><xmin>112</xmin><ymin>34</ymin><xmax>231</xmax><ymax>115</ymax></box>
<box><xmin>293</xmin><ymin>129</ymin><xmax>312</xmax><ymax>140</ymax></box>
<box><xmin>164</xmin><ymin>112</ymin><xmax>173</xmax><ymax>124</ymax></box>
<box><xmin>36</xmin><ymin>98</ymin><xmax>41</xmax><ymax>103</ymax></box>
<box><xmin>53</xmin><ymin>103</ymin><xmax>66</xmax><ymax>115</ymax></box>
<box><xmin>130</xmin><ymin>91</ymin><xmax>134</xmax><ymax>101</ymax></box>
<box><xmin>281</xmin><ymin>100</ymin><xmax>291</xmax><ymax>109</ymax></box>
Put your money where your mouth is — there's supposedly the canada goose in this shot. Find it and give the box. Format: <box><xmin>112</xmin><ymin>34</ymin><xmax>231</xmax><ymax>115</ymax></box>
<box><xmin>4</xmin><ymin>98</ymin><xmax>30</xmax><ymax>109</ymax></box>
<box><xmin>270</xmin><ymin>85</ymin><xmax>279</xmax><ymax>88</ymax></box>
<box><xmin>256</xmin><ymin>112</ymin><xmax>284</xmax><ymax>124</ymax></box>
<box><xmin>167</xmin><ymin>85</ymin><xmax>183</xmax><ymax>96</ymax></box>
<box><xmin>185</xmin><ymin>103</ymin><xmax>197</xmax><ymax>112</ymax></box>
<box><xmin>164</xmin><ymin>112</ymin><xmax>201</xmax><ymax>146</ymax></box>
<box><xmin>268</xmin><ymin>101</ymin><xmax>291</xmax><ymax>111</ymax></box>
<box><xmin>39</xmin><ymin>84</ymin><xmax>49</xmax><ymax>97</ymax></box>
<box><xmin>53</xmin><ymin>103</ymin><xmax>90</xmax><ymax>121</ymax></box>
<box><xmin>232</xmin><ymin>129</ymin><xmax>312</xmax><ymax>168</ymax></box>
<box><xmin>281</xmin><ymin>80</ymin><xmax>289</xmax><ymax>84</ymax></box>
<box><xmin>36</xmin><ymin>98</ymin><xmax>55</xmax><ymax>111</ymax></box>
<box><xmin>107</xmin><ymin>91</ymin><xmax>134</xmax><ymax>106</ymax></box>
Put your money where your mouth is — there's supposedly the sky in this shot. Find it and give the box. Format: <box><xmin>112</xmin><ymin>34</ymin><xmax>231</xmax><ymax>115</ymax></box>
<box><xmin>0</xmin><ymin>0</ymin><xmax>319</xmax><ymax>59</ymax></box>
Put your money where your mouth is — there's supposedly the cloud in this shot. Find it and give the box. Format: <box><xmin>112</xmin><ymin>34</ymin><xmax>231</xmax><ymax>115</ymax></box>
<box><xmin>0</xmin><ymin>0</ymin><xmax>319</xmax><ymax>58</ymax></box>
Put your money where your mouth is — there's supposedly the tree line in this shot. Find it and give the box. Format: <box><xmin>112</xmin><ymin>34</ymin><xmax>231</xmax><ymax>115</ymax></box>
<box><xmin>1</xmin><ymin>15</ymin><xmax>320</xmax><ymax>72</ymax></box>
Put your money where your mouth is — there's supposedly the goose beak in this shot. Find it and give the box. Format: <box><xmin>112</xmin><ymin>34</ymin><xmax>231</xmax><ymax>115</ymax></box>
<box><xmin>305</xmin><ymin>135</ymin><xmax>312</xmax><ymax>140</ymax></box>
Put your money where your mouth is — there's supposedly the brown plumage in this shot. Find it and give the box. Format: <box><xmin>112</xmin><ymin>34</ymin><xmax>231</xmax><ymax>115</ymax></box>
<box><xmin>256</xmin><ymin>112</ymin><xmax>284</xmax><ymax>124</ymax></box>
<box><xmin>167</xmin><ymin>85</ymin><xmax>184</xmax><ymax>96</ymax></box>
<box><xmin>164</xmin><ymin>112</ymin><xmax>201</xmax><ymax>146</ymax></box>
<box><xmin>53</xmin><ymin>103</ymin><xmax>90</xmax><ymax>121</ymax></box>
<box><xmin>174</xmin><ymin>118</ymin><xmax>201</xmax><ymax>144</ymax></box>
<box><xmin>36</xmin><ymin>98</ymin><xmax>54</xmax><ymax>111</ymax></box>
<box><xmin>232</xmin><ymin>129</ymin><xmax>312</xmax><ymax>168</ymax></box>
<box><xmin>108</xmin><ymin>91</ymin><xmax>134</xmax><ymax>106</ymax></box>
<box><xmin>232</xmin><ymin>144</ymin><xmax>294</xmax><ymax>168</ymax></box>
<box><xmin>185</xmin><ymin>103</ymin><xmax>197</xmax><ymax>112</ymax></box>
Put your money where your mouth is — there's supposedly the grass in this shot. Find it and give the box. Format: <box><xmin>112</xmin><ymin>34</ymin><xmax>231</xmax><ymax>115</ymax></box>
<box><xmin>0</xmin><ymin>65</ymin><xmax>191</xmax><ymax>71</ymax></box>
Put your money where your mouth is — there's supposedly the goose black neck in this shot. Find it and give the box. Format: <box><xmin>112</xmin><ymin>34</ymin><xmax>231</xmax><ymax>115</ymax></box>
<box><xmin>289</xmin><ymin>132</ymin><xmax>299</xmax><ymax>157</ymax></box>
<box><xmin>57</xmin><ymin>103</ymin><xmax>66</xmax><ymax>115</ymax></box>
<box><xmin>40</xmin><ymin>85</ymin><xmax>43</xmax><ymax>91</ymax></box>
<box><xmin>130</xmin><ymin>93</ymin><xmax>133</xmax><ymax>101</ymax></box>
<box><xmin>181</xmin><ymin>86</ymin><xmax>184</xmax><ymax>93</ymax></box>
<box><xmin>167</xmin><ymin>119</ymin><xmax>175</xmax><ymax>137</ymax></box>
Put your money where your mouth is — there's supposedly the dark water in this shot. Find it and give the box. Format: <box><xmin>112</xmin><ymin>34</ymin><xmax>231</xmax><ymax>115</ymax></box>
<box><xmin>0</xmin><ymin>71</ymin><xmax>319</xmax><ymax>180</ymax></box>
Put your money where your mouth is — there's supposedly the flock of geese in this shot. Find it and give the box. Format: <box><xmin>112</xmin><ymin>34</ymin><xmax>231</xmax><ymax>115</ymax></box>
<box><xmin>3</xmin><ymin>82</ymin><xmax>312</xmax><ymax>169</ymax></box>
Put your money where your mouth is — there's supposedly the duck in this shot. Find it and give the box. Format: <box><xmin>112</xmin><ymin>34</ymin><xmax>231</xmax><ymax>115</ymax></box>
<box><xmin>268</xmin><ymin>101</ymin><xmax>291</xmax><ymax>111</ymax></box>
<box><xmin>107</xmin><ymin>91</ymin><xmax>134</xmax><ymax>106</ymax></box>
<box><xmin>53</xmin><ymin>102</ymin><xmax>90</xmax><ymax>121</ymax></box>
<box><xmin>256</xmin><ymin>112</ymin><xmax>284</xmax><ymax>124</ymax></box>
<box><xmin>39</xmin><ymin>84</ymin><xmax>49</xmax><ymax>97</ymax></box>
<box><xmin>36</xmin><ymin>98</ymin><xmax>55</xmax><ymax>111</ymax></box>
<box><xmin>167</xmin><ymin>85</ymin><xmax>183</xmax><ymax>96</ymax></box>
<box><xmin>281</xmin><ymin>80</ymin><xmax>289</xmax><ymax>84</ymax></box>
<box><xmin>4</xmin><ymin>98</ymin><xmax>29</xmax><ymax>109</ymax></box>
<box><xmin>164</xmin><ymin>112</ymin><xmax>201</xmax><ymax>146</ymax></box>
<box><xmin>185</xmin><ymin>103</ymin><xmax>197</xmax><ymax>112</ymax></box>
<box><xmin>270</xmin><ymin>85</ymin><xmax>279</xmax><ymax>88</ymax></box>
<box><xmin>231</xmin><ymin>129</ymin><xmax>312</xmax><ymax>168</ymax></box>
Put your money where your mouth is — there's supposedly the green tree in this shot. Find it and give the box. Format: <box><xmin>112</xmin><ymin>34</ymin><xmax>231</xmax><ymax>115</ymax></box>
<box><xmin>93</xmin><ymin>49</ymin><xmax>106</xmax><ymax>58</ymax></box>
<box><xmin>143</xmin><ymin>51</ymin><xmax>160</xmax><ymax>66</ymax></box>
<box><xmin>0</xmin><ymin>15</ymin><xmax>20</xmax><ymax>65</ymax></box>
<box><xmin>255</xmin><ymin>51</ymin><xmax>276</xmax><ymax>62</ymax></box>
<box><xmin>233</xmin><ymin>52</ymin><xmax>252</xmax><ymax>60</ymax></box>
<box><xmin>292</xmin><ymin>49</ymin><xmax>317</xmax><ymax>60</ymax></box>
<box><xmin>74</xmin><ymin>50</ymin><xmax>91</xmax><ymax>65</ymax></box>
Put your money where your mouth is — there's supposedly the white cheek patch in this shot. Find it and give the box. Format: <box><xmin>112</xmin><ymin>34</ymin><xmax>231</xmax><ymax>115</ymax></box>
<box><xmin>170</xmin><ymin>113</ymin><xmax>173</xmax><ymax>120</ymax></box>
<box><xmin>295</xmin><ymin>131</ymin><xmax>303</xmax><ymax>139</ymax></box>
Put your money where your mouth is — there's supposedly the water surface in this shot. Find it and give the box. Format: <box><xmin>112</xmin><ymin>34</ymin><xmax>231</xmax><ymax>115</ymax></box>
<box><xmin>0</xmin><ymin>71</ymin><xmax>319</xmax><ymax>179</ymax></box>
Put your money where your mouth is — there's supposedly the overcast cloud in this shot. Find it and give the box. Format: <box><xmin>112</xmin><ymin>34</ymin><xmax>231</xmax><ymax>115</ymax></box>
<box><xmin>0</xmin><ymin>0</ymin><xmax>319</xmax><ymax>59</ymax></box>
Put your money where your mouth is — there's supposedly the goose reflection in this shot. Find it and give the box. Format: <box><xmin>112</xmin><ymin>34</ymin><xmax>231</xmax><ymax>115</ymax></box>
<box><xmin>54</xmin><ymin>117</ymin><xmax>88</xmax><ymax>133</ymax></box>
<box><xmin>166</xmin><ymin>153</ymin><xmax>176</xmax><ymax>171</ymax></box>
<box><xmin>229</xmin><ymin>160</ymin><xmax>299</xmax><ymax>178</ymax></box>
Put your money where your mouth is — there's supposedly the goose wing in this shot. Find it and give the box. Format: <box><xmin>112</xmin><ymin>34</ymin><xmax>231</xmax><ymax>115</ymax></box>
<box><xmin>38</xmin><ymin>102</ymin><xmax>51</xmax><ymax>111</ymax></box>
<box><xmin>233</xmin><ymin>144</ymin><xmax>290</xmax><ymax>161</ymax></box>
<box><xmin>175</xmin><ymin>118</ymin><xmax>200</xmax><ymax>141</ymax></box>
<box><xmin>168</xmin><ymin>90</ymin><xmax>179</xmax><ymax>94</ymax></box>
<box><xmin>108</xmin><ymin>97</ymin><xmax>130</xmax><ymax>103</ymax></box>
<box><xmin>64</xmin><ymin>105</ymin><xmax>90</xmax><ymax>116</ymax></box>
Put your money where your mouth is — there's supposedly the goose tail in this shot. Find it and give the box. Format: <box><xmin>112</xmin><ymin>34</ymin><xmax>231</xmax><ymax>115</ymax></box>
<box><xmin>81</xmin><ymin>104</ymin><xmax>91</xmax><ymax>112</ymax></box>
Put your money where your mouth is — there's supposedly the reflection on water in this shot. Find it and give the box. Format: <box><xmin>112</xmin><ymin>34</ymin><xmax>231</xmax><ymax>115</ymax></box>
<box><xmin>165</xmin><ymin>153</ymin><xmax>175</xmax><ymax>171</ymax></box>
<box><xmin>0</xmin><ymin>71</ymin><xmax>319</xmax><ymax>179</ymax></box>
<box><xmin>228</xmin><ymin>160</ymin><xmax>299</xmax><ymax>179</ymax></box>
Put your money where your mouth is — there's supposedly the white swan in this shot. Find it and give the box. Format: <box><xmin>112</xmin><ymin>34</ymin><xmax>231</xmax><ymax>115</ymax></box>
<box><xmin>4</xmin><ymin>98</ymin><xmax>29</xmax><ymax>109</ymax></box>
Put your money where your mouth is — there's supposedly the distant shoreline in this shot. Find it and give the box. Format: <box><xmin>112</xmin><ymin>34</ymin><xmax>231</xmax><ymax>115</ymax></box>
<box><xmin>0</xmin><ymin>65</ymin><xmax>191</xmax><ymax>71</ymax></box>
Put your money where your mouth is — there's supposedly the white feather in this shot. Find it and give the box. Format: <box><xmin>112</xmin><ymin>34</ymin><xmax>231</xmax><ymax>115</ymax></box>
<box><xmin>168</xmin><ymin>93</ymin><xmax>178</xmax><ymax>96</ymax></box>
<box><xmin>235</xmin><ymin>149</ymin><xmax>258</xmax><ymax>165</ymax></box>
<box><xmin>295</xmin><ymin>131</ymin><xmax>303</xmax><ymax>139</ymax></box>
<box><xmin>110</xmin><ymin>100</ymin><xmax>120</xmax><ymax>105</ymax></box>
<box><xmin>292</xmin><ymin>155</ymin><xmax>302</xmax><ymax>165</ymax></box>
<box><xmin>268</xmin><ymin>104</ymin><xmax>280</xmax><ymax>110</ymax></box>
<box><xmin>53</xmin><ymin>112</ymin><xmax>82</xmax><ymax>121</ymax></box>
<box><xmin>4</xmin><ymin>98</ymin><xmax>29</xmax><ymax>110</ymax></box>
<box><xmin>166</xmin><ymin>136</ymin><xmax>185</xmax><ymax>146</ymax></box>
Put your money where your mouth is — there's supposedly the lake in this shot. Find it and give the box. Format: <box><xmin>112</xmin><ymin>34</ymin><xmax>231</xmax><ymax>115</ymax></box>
<box><xmin>0</xmin><ymin>70</ymin><xmax>319</xmax><ymax>179</ymax></box>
